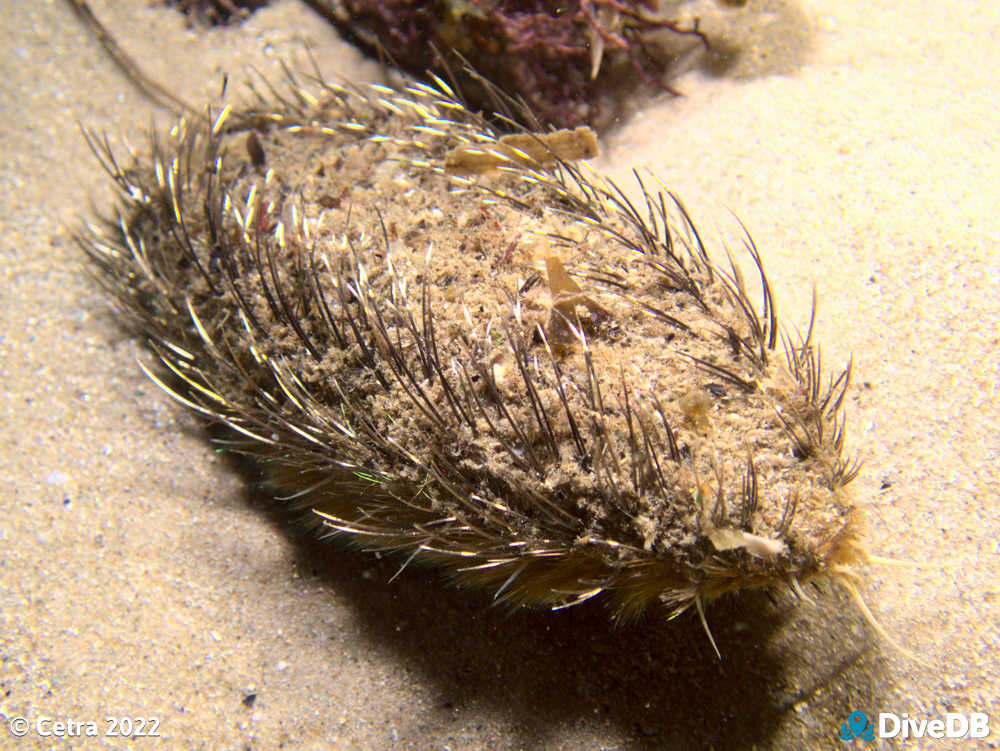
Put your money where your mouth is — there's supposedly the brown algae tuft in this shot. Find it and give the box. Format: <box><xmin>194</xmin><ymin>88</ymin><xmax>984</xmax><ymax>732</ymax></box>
<box><xmin>77</xmin><ymin>71</ymin><xmax>872</xmax><ymax>652</ymax></box>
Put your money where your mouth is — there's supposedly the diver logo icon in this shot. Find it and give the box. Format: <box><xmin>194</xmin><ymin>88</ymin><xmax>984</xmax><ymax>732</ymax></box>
<box><xmin>840</xmin><ymin>711</ymin><xmax>875</xmax><ymax>742</ymax></box>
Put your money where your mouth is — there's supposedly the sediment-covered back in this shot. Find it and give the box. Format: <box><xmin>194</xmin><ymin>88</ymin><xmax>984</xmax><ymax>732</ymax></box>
<box><xmin>80</xmin><ymin>74</ymin><xmax>863</xmax><ymax>621</ymax></box>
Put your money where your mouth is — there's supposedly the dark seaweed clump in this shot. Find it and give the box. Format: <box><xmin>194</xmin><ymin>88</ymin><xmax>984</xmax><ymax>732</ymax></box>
<box><xmin>323</xmin><ymin>0</ymin><xmax>710</xmax><ymax>127</ymax></box>
<box><xmin>163</xmin><ymin>0</ymin><xmax>270</xmax><ymax>26</ymax></box>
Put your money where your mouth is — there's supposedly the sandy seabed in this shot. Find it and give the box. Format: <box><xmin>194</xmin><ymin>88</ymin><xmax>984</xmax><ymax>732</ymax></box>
<box><xmin>1</xmin><ymin>1</ymin><xmax>997</xmax><ymax>748</ymax></box>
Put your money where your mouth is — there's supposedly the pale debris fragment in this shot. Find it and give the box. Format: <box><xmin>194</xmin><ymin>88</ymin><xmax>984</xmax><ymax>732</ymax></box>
<box><xmin>679</xmin><ymin>388</ymin><xmax>712</xmax><ymax>432</ymax></box>
<box><xmin>586</xmin><ymin>2</ymin><xmax>624</xmax><ymax>79</ymax></box>
<box><xmin>445</xmin><ymin>127</ymin><xmax>599</xmax><ymax>175</ymax></box>
<box><xmin>544</xmin><ymin>256</ymin><xmax>611</xmax><ymax>341</ymax></box>
<box><xmin>708</xmin><ymin>528</ymin><xmax>788</xmax><ymax>559</ymax></box>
